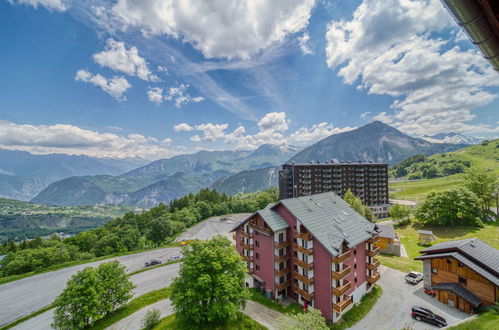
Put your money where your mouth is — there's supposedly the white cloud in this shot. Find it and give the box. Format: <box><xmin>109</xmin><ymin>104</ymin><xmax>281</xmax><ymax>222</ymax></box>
<box><xmin>190</xmin><ymin>135</ymin><xmax>202</xmax><ymax>142</ymax></box>
<box><xmin>111</xmin><ymin>0</ymin><xmax>315</xmax><ymax>59</ymax></box>
<box><xmin>325</xmin><ymin>0</ymin><xmax>499</xmax><ymax>136</ymax></box>
<box><xmin>289</xmin><ymin>122</ymin><xmax>355</xmax><ymax>145</ymax></box>
<box><xmin>173</xmin><ymin>123</ymin><xmax>194</xmax><ymax>132</ymax></box>
<box><xmin>360</xmin><ymin>111</ymin><xmax>370</xmax><ymax>119</ymax></box>
<box><xmin>147</xmin><ymin>87</ymin><xmax>164</xmax><ymax>105</ymax></box>
<box><xmin>164</xmin><ymin>83</ymin><xmax>205</xmax><ymax>107</ymax></box>
<box><xmin>0</xmin><ymin>120</ymin><xmax>180</xmax><ymax>159</ymax></box>
<box><xmin>298</xmin><ymin>32</ymin><xmax>313</xmax><ymax>55</ymax></box>
<box><xmin>257</xmin><ymin>112</ymin><xmax>289</xmax><ymax>132</ymax></box>
<box><xmin>75</xmin><ymin>69</ymin><xmax>131</xmax><ymax>101</ymax></box>
<box><xmin>8</xmin><ymin>0</ymin><xmax>66</xmax><ymax>11</ymax></box>
<box><xmin>194</xmin><ymin>123</ymin><xmax>229</xmax><ymax>142</ymax></box>
<box><xmin>93</xmin><ymin>38</ymin><xmax>158</xmax><ymax>81</ymax></box>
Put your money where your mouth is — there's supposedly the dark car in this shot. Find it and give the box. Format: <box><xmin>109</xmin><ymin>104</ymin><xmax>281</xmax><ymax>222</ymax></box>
<box><xmin>411</xmin><ymin>306</ymin><xmax>447</xmax><ymax>328</ymax></box>
<box><xmin>145</xmin><ymin>259</ymin><xmax>162</xmax><ymax>267</ymax></box>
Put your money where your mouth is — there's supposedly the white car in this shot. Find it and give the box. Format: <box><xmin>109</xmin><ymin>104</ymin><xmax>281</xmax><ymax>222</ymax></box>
<box><xmin>405</xmin><ymin>271</ymin><xmax>423</xmax><ymax>284</ymax></box>
<box><xmin>168</xmin><ymin>255</ymin><xmax>182</xmax><ymax>261</ymax></box>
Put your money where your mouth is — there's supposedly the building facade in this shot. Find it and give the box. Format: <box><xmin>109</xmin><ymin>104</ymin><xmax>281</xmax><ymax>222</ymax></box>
<box><xmin>374</xmin><ymin>224</ymin><xmax>401</xmax><ymax>256</ymax></box>
<box><xmin>415</xmin><ymin>238</ymin><xmax>499</xmax><ymax>314</ymax></box>
<box><xmin>278</xmin><ymin>162</ymin><xmax>389</xmax><ymax>218</ymax></box>
<box><xmin>232</xmin><ymin>192</ymin><xmax>380</xmax><ymax>323</ymax></box>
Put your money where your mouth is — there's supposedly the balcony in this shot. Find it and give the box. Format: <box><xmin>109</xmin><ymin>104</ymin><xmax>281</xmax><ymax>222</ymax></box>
<box><xmin>294</xmin><ymin>287</ymin><xmax>314</xmax><ymax>301</ymax></box>
<box><xmin>367</xmin><ymin>246</ymin><xmax>380</xmax><ymax>257</ymax></box>
<box><xmin>241</xmin><ymin>230</ymin><xmax>253</xmax><ymax>239</ymax></box>
<box><xmin>250</xmin><ymin>223</ymin><xmax>272</xmax><ymax>236</ymax></box>
<box><xmin>275</xmin><ymin>267</ymin><xmax>290</xmax><ymax>277</ymax></box>
<box><xmin>331</xmin><ymin>250</ymin><xmax>351</xmax><ymax>264</ymax></box>
<box><xmin>333</xmin><ymin>296</ymin><xmax>353</xmax><ymax>313</ymax></box>
<box><xmin>332</xmin><ymin>281</ymin><xmax>351</xmax><ymax>296</ymax></box>
<box><xmin>293</xmin><ymin>244</ymin><xmax>313</xmax><ymax>255</ymax></box>
<box><xmin>293</xmin><ymin>272</ymin><xmax>314</xmax><ymax>285</ymax></box>
<box><xmin>239</xmin><ymin>241</ymin><xmax>253</xmax><ymax>250</ymax></box>
<box><xmin>275</xmin><ymin>240</ymin><xmax>290</xmax><ymax>249</ymax></box>
<box><xmin>294</xmin><ymin>258</ymin><xmax>314</xmax><ymax>270</ymax></box>
<box><xmin>367</xmin><ymin>234</ymin><xmax>379</xmax><ymax>244</ymax></box>
<box><xmin>367</xmin><ymin>272</ymin><xmax>380</xmax><ymax>284</ymax></box>
<box><xmin>275</xmin><ymin>254</ymin><xmax>290</xmax><ymax>263</ymax></box>
<box><xmin>242</xmin><ymin>255</ymin><xmax>252</xmax><ymax>263</ymax></box>
<box><xmin>275</xmin><ymin>280</ymin><xmax>291</xmax><ymax>291</ymax></box>
<box><xmin>294</xmin><ymin>231</ymin><xmax>312</xmax><ymax>241</ymax></box>
<box><xmin>332</xmin><ymin>265</ymin><xmax>351</xmax><ymax>280</ymax></box>
<box><xmin>367</xmin><ymin>258</ymin><xmax>380</xmax><ymax>270</ymax></box>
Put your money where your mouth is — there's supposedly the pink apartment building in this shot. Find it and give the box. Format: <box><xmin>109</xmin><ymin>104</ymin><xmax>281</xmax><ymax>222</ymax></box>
<box><xmin>231</xmin><ymin>191</ymin><xmax>380</xmax><ymax>323</ymax></box>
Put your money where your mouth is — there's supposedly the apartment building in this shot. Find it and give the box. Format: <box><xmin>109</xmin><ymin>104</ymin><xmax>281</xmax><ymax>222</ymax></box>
<box><xmin>278</xmin><ymin>162</ymin><xmax>389</xmax><ymax>218</ymax></box>
<box><xmin>231</xmin><ymin>191</ymin><xmax>380</xmax><ymax>323</ymax></box>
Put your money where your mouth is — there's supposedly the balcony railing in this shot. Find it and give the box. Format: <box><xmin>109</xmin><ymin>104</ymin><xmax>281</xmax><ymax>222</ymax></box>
<box><xmin>367</xmin><ymin>246</ymin><xmax>380</xmax><ymax>257</ymax></box>
<box><xmin>249</xmin><ymin>223</ymin><xmax>272</xmax><ymax>235</ymax></box>
<box><xmin>293</xmin><ymin>244</ymin><xmax>313</xmax><ymax>255</ymax></box>
<box><xmin>332</xmin><ymin>281</ymin><xmax>351</xmax><ymax>296</ymax></box>
<box><xmin>294</xmin><ymin>287</ymin><xmax>314</xmax><ymax>301</ymax></box>
<box><xmin>367</xmin><ymin>258</ymin><xmax>380</xmax><ymax>270</ymax></box>
<box><xmin>242</xmin><ymin>255</ymin><xmax>252</xmax><ymax>263</ymax></box>
<box><xmin>367</xmin><ymin>272</ymin><xmax>380</xmax><ymax>284</ymax></box>
<box><xmin>275</xmin><ymin>267</ymin><xmax>290</xmax><ymax>277</ymax></box>
<box><xmin>239</xmin><ymin>241</ymin><xmax>253</xmax><ymax>250</ymax></box>
<box><xmin>331</xmin><ymin>250</ymin><xmax>351</xmax><ymax>264</ymax></box>
<box><xmin>332</xmin><ymin>265</ymin><xmax>351</xmax><ymax>280</ymax></box>
<box><xmin>293</xmin><ymin>272</ymin><xmax>314</xmax><ymax>285</ymax></box>
<box><xmin>275</xmin><ymin>280</ymin><xmax>291</xmax><ymax>291</ymax></box>
<box><xmin>332</xmin><ymin>296</ymin><xmax>353</xmax><ymax>313</ymax></box>
<box><xmin>241</xmin><ymin>231</ymin><xmax>253</xmax><ymax>239</ymax></box>
<box><xmin>294</xmin><ymin>258</ymin><xmax>314</xmax><ymax>270</ymax></box>
<box><xmin>275</xmin><ymin>240</ymin><xmax>290</xmax><ymax>249</ymax></box>
<box><xmin>294</xmin><ymin>231</ymin><xmax>312</xmax><ymax>241</ymax></box>
<box><xmin>275</xmin><ymin>254</ymin><xmax>290</xmax><ymax>263</ymax></box>
<box><xmin>367</xmin><ymin>234</ymin><xmax>379</xmax><ymax>244</ymax></box>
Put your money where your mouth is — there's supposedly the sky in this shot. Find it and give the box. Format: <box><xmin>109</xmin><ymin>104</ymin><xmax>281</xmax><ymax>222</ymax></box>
<box><xmin>0</xmin><ymin>0</ymin><xmax>498</xmax><ymax>160</ymax></box>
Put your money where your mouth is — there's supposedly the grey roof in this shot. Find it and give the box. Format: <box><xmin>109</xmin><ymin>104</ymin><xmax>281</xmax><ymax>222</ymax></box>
<box><xmin>376</xmin><ymin>224</ymin><xmax>395</xmax><ymax>239</ymax></box>
<box><xmin>420</xmin><ymin>238</ymin><xmax>499</xmax><ymax>275</ymax></box>
<box><xmin>276</xmin><ymin>192</ymin><xmax>375</xmax><ymax>256</ymax></box>
<box><xmin>432</xmin><ymin>283</ymin><xmax>482</xmax><ymax>307</ymax></box>
<box><xmin>418</xmin><ymin>230</ymin><xmax>434</xmax><ymax>235</ymax></box>
<box><xmin>230</xmin><ymin>203</ymin><xmax>288</xmax><ymax>233</ymax></box>
<box><xmin>415</xmin><ymin>252</ymin><xmax>499</xmax><ymax>286</ymax></box>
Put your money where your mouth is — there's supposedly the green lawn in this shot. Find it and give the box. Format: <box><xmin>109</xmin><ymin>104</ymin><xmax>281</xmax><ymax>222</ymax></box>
<box><xmin>447</xmin><ymin>311</ymin><xmax>499</xmax><ymax>329</ymax></box>
<box><xmin>390</xmin><ymin>175</ymin><xmax>464</xmax><ymax>202</ymax></box>
<box><xmin>248</xmin><ymin>288</ymin><xmax>303</xmax><ymax>315</ymax></box>
<box><xmin>153</xmin><ymin>312</ymin><xmax>267</xmax><ymax>330</ymax></box>
<box><xmin>378</xmin><ymin>223</ymin><xmax>499</xmax><ymax>273</ymax></box>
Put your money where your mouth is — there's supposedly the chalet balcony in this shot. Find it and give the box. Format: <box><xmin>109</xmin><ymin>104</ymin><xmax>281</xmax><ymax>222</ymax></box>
<box><xmin>275</xmin><ymin>254</ymin><xmax>290</xmax><ymax>263</ymax></box>
<box><xmin>332</xmin><ymin>281</ymin><xmax>351</xmax><ymax>296</ymax></box>
<box><xmin>239</xmin><ymin>241</ymin><xmax>253</xmax><ymax>250</ymax></box>
<box><xmin>294</xmin><ymin>258</ymin><xmax>314</xmax><ymax>270</ymax></box>
<box><xmin>332</xmin><ymin>265</ymin><xmax>351</xmax><ymax>280</ymax></box>
<box><xmin>249</xmin><ymin>223</ymin><xmax>272</xmax><ymax>236</ymax></box>
<box><xmin>275</xmin><ymin>267</ymin><xmax>290</xmax><ymax>277</ymax></box>
<box><xmin>293</xmin><ymin>272</ymin><xmax>314</xmax><ymax>285</ymax></box>
<box><xmin>275</xmin><ymin>280</ymin><xmax>291</xmax><ymax>291</ymax></box>
<box><xmin>242</xmin><ymin>255</ymin><xmax>252</xmax><ymax>263</ymax></box>
<box><xmin>367</xmin><ymin>271</ymin><xmax>380</xmax><ymax>284</ymax></box>
<box><xmin>294</xmin><ymin>287</ymin><xmax>314</xmax><ymax>301</ymax></box>
<box><xmin>367</xmin><ymin>234</ymin><xmax>379</xmax><ymax>244</ymax></box>
<box><xmin>332</xmin><ymin>296</ymin><xmax>353</xmax><ymax>313</ymax></box>
<box><xmin>367</xmin><ymin>258</ymin><xmax>380</xmax><ymax>270</ymax></box>
<box><xmin>367</xmin><ymin>246</ymin><xmax>380</xmax><ymax>257</ymax></box>
<box><xmin>275</xmin><ymin>240</ymin><xmax>290</xmax><ymax>249</ymax></box>
<box><xmin>294</xmin><ymin>231</ymin><xmax>312</xmax><ymax>241</ymax></box>
<box><xmin>293</xmin><ymin>244</ymin><xmax>313</xmax><ymax>255</ymax></box>
<box><xmin>241</xmin><ymin>230</ymin><xmax>253</xmax><ymax>239</ymax></box>
<box><xmin>331</xmin><ymin>250</ymin><xmax>351</xmax><ymax>264</ymax></box>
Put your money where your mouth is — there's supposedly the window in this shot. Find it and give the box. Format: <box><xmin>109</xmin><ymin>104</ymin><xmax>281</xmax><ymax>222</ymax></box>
<box><xmin>458</xmin><ymin>262</ymin><xmax>464</xmax><ymax>268</ymax></box>
<box><xmin>279</xmin><ymin>248</ymin><xmax>284</xmax><ymax>257</ymax></box>
<box><xmin>303</xmin><ymin>269</ymin><xmax>308</xmax><ymax>277</ymax></box>
<box><xmin>354</xmin><ymin>249</ymin><xmax>357</xmax><ymax>255</ymax></box>
<box><xmin>446</xmin><ymin>259</ymin><xmax>452</xmax><ymax>264</ymax></box>
<box><xmin>432</xmin><ymin>268</ymin><xmax>438</xmax><ymax>274</ymax></box>
<box><xmin>303</xmin><ymin>254</ymin><xmax>308</xmax><ymax>263</ymax></box>
<box><xmin>302</xmin><ymin>240</ymin><xmax>308</xmax><ymax>248</ymax></box>
<box><xmin>255</xmin><ymin>231</ymin><xmax>259</xmax><ymax>236</ymax></box>
<box><xmin>354</xmin><ymin>277</ymin><xmax>357</xmax><ymax>283</ymax></box>
<box><xmin>279</xmin><ymin>262</ymin><xmax>284</xmax><ymax>270</ymax></box>
<box><xmin>255</xmin><ymin>240</ymin><xmax>259</xmax><ymax>247</ymax></box>
<box><xmin>255</xmin><ymin>253</ymin><xmax>260</xmax><ymax>260</ymax></box>
<box><xmin>280</xmin><ymin>276</ymin><xmax>285</xmax><ymax>283</ymax></box>
<box><xmin>354</xmin><ymin>264</ymin><xmax>357</xmax><ymax>269</ymax></box>
<box><xmin>459</xmin><ymin>277</ymin><xmax>467</xmax><ymax>285</ymax></box>
<box><xmin>256</xmin><ymin>265</ymin><xmax>260</xmax><ymax>271</ymax></box>
<box><xmin>279</xmin><ymin>233</ymin><xmax>284</xmax><ymax>243</ymax></box>
<box><xmin>303</xmin><ymin>283</ymin><xmax>309</xmax><ymax>292</ymax></box>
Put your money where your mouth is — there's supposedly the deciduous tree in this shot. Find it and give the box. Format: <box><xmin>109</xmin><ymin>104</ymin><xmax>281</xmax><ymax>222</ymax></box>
<box><xmin>463</xmin><ymin>166</ymin><xmax>497</xmax><ymax>214</ymax></box>
<box><xmin>277</xmin><ymin>307</ymin><xmax>328</xmax><ymax>330</ymax></box>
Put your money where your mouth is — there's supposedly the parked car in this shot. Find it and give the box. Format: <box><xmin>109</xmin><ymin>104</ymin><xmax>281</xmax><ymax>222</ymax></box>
<box><xmin>424</xmin><ymin>288</ymin><xmax>436</xmax><ymax>296</ymax></box>
<box><xmin>145</xmin><ymin>259</ymin><xmax>162</xmax><ymax>267</ymax></box>
<box><xmin>411</xmin><ymin>306</ymin><xmax>447</xmax><ymax>328</ymax></box>
<box><xmin>405</xmin><ymin>271</ymin><xmax>423</xmax><ymax>284</ymax></box>
<box><xmin>168</xmin><ymin>255</ymin><xmax>182</xmax><ymax>261</ymax></box>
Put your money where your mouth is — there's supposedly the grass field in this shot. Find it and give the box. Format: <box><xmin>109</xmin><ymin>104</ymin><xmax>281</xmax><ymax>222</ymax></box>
<box><xmin>248</xmin><ymin>289</ymin><xmax>303</xmax><ymax>315</ymax></box>
<box><xmin>154</xmin><ymin>312</ymin><xmax>267</xmax><ymax>330</ymax></box>
<box><xmin>378</xmin><ymin>222</ymin><xmax>499</xmax><ymax>273</ymax></box>
<box><xmin>447</xmin><ymin>311</ymin><xmax>499</xmax><ymax>329</ymax></box>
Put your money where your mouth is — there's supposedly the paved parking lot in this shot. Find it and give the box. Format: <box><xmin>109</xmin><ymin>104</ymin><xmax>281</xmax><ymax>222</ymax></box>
<box><xmin>352</xmin><ymin>266</ymin><xmax>469</xmax><ymax>329</ymax></box>
<box><xmin>175</xmin><ymin>213</ymin><xmax>250</xmax><ymax>242</ymax></box>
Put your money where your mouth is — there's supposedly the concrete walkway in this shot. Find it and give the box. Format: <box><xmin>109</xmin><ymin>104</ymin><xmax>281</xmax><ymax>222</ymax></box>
<box><xmin>400</xmin><ymin>242</ymin><xmax>409</xmax><ymax>257</ymax></box>
<box><xmin>107</xmin><ymin>299</ymin><xmax>173</xmax><ymax>330</ymax></box>
<box><xmin>243</xmin><ymin>300</ymin><xmax>284</xmax><ymax>330</ymax></box>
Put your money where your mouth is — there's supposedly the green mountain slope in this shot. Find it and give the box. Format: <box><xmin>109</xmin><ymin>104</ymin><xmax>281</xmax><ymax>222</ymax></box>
<box><xmin>210</xmin><ymin>166</ymin><xmax>279</xmax><ymax>195</ymax></box>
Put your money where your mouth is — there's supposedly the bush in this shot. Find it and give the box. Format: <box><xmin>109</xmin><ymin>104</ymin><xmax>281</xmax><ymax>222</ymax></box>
<box><xmin>141</xmin><ymin>308</ymin><xmax>161</xmax><ymax>330</ymax></box>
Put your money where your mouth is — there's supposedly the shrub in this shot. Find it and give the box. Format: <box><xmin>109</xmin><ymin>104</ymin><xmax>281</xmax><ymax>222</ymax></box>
<box><xmin>141</xmin><ymin>308</ymin><xmax>161</xmax><ymax>330</ymax></box>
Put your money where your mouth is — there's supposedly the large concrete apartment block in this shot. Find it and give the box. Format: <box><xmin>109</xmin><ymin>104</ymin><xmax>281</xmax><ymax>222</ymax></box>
<box><xmin>231</xmin><ymin>192</ymin><xmax>381</xmax><ymax>323</ymax></box>
<box><xmin>278</xmin><ymin>162</ymin><xmax>390</xmax><ymax>218</ymax></box>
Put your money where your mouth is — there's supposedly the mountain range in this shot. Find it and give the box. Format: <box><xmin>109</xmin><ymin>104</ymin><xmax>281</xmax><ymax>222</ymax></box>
<box><xmin>422</xmin><ymin>132</ymin><xmax>482</xmax><ymax>145</ymax></box>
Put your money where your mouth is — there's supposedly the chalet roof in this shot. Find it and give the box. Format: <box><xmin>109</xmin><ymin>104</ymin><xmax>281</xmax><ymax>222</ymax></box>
<box><xmin>432</xmin><ymin>283</ymin><xmax>482</xmax><ymax>307</ymax></box>
<box><xmin>415</xmin><ymin>252</ymin><xmax>499</xmax><ymax>286</ymax></box>
<box><xmin>276</xmin><ymin>192</ymin><xmax>375</xmax><ymax>256</ymax></box>
<box><xmin>419</xmin><ymin>238</ymin><xmax>499</xmax><ymax>275</ymax></box>
<box><xmin>376</xmin><ymin>224</ymin><xmax>395</xmax><ymax>239</ymax></box>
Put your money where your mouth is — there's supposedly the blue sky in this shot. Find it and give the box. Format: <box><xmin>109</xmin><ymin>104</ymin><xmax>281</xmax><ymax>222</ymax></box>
<box><xmin>0</xmin><ymin>0</ymin><xmax>498</xmax><ymax>160</ymax></box>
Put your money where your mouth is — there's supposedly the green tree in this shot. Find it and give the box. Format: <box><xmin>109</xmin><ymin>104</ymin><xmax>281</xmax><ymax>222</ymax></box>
<box><xmin>364</xmin><ymin>205</ymin><xmax>375</xmax><ymax>221</ymax></box>
<box><xmin>389</xmin><ymin>204</ymin><xmax>411</xmax><ymax>221</ymax></box>
<box><xmin>463</xmin><ymin>166</ymin><xmax>497</xmax><ymax>214</ymax></box>
<box><xmin>415</xmin><ymin>187</ymin><xmax>482</xmax><ymax>226</ymax></box>
<box><xmin>96</xmin><ymin>261</ymin><xmax>135</xmax><ymax>315</ymax></box>
<box><xmin>146</xmin><ymin>218</ymin><xmax>171</xmax><ymax>245</ymax></box>
<box><xmin>170</xmin><ymin>236</ymin><xmax>249</xmax><ymax>324</ymax></box>
<box><xmin>52</xmin><ymin>267</ymin><xmax>103</xmax><ymax>329</ymax></box>
<box><xmin>277</xmin><ymin>307</ymin><xmax>328</xmax><ymax>330</ymax></box>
